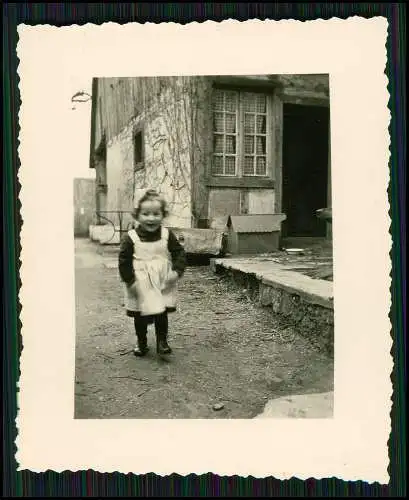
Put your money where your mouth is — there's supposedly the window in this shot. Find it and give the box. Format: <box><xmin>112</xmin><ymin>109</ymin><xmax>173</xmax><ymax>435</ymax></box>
<box><xmin>212</xmin><ymin>90</ymin><xmax>238</xmax><ymax>176</ymax></box>
<box><xmin>212</xmin><ymin>89</ymin><xmax>270</xmax><ymax>177</ymax></box>
<box><xmin>133</xmin><ymin>129</ymin><xmax>144</xmax><ymax>170</ymax></box>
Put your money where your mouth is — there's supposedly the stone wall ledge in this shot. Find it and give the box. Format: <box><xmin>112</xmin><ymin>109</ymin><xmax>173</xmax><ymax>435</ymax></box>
<box><xmin>212</xmin><ymin>258</ymin><xmax>333</xmax><ymax>310</ymax></box>
<box><xmin>211</xmin><ymin>257</ymin><xmax>334</xmax><ymax>354</ymax></box>
<box><xmin>261</xmin><ymin>273</ymin><xmax>333</xmax><ymax>310</ymax></box>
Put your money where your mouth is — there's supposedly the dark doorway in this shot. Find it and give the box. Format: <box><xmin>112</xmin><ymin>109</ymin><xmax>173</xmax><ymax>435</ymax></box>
<box><xmin>282</xmin><ymin>104</ymin><xmax>329</xmax><ymax>238</ymax></box>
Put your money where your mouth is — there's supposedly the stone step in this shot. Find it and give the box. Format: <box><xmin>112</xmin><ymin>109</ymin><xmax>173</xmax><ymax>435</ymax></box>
<box><xmin>255</xmin><ymin>391</ymin><xmax>334</xmax><ymax>418</ymax></box>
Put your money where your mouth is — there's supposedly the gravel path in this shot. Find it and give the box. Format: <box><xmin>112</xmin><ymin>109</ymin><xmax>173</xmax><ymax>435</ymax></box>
<box><xmin>74</xmin><ymin>239</ymin><xmax>333</xmax><ymax>419</ymax></box>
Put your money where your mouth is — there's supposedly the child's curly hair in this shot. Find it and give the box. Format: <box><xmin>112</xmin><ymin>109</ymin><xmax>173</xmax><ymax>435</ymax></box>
<box><xmin>132</xmin><ymin>189</ymin><xmax>169</xmax><ymax>219</ymax></box>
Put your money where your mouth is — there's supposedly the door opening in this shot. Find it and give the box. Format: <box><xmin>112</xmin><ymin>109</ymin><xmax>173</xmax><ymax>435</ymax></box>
<box><xmin>282</xmin><ymin>103</ymin><xmax>329</xmax><ymax>238</ymax></box>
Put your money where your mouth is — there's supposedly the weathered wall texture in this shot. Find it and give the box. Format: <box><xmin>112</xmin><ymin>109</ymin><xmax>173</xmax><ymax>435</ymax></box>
<box><xmin>208</xmin><ymin>189</ymin><xmax>240</xmax><ymax>224</ymax></box>
<box><xmin>133</xmin><ymin>78</ymin><xmax>194</xmax><ymax>228</ymax></box>
<box><xmin>93</xmin><ymin>77</ymin><xmax>147</xmax><ymax>151</ymax></box>
<box><xmin>260</xmin><ymin>283</ymin><xmax>333</xmax><ymax>355</ymax></box>
<box><xmin>92</xmin><ymin>74</ymin><xmax>330</xmax><ymax>231</ymax></box>
<box><xmin>73</xmin><ymin>178</ymin><xmax>96</xmax><ymax>237</ymax></box>
<box><xmin>189</xmin><ymin>77</ymin><xmax>214</xmax><ymax>226</ymax></box>
<box><xmin>207</xmin><ymin>189</ymin><xmax>276</xmax><ymax>229</ymax></box>
<box><xmin>274</xmin><ymin>74</ymin><xmax>329</xmax><ymax>104</ymax></box>
<box><xmin>105</xmin><ymin>126</ymin><xmax>135</xmax><ymax>228</ymax></box>
<box><xmin>208</xmin><ymin>188</ymin><xmax>276</xmax><ymax>229</ymax></box>
<box><xmin>94</xmin><ymin>157</ymin><xmax>107</xmax><ymax>216</ymax></box>
<box><xmin>245</xmin><ymin>189</ymin><xmax>275</xmax><ymax>214</ymax></box>
<box><xmin>94</xmin><ymin>76</ymin><xmax>214</xmax><ymax>229</ymax></box>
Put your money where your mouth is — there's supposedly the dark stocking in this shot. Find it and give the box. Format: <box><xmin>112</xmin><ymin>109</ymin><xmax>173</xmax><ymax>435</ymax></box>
<box><xmin>133</xmin><ymin>314</ymin><xmax>149</xmax><ymax>356</ymax></box>
<box><xmin>154</xmin><ymin>311</ymin><xmax>172</xmax><ymax>355</ymax></box>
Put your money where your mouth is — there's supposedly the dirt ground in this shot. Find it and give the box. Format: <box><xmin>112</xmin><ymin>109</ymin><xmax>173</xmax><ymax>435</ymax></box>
<box><xmin>74</xmin><ymin>238</ymin><xmax>334</xmax><ymax>419</ymax></box>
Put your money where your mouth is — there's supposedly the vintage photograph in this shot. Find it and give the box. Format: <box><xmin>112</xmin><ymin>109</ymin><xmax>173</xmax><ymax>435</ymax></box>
<box><xmin>73</xmin><ymin>74</ymin><xmax>334</xmax><ymax>419</ymax></box>
<box><xmin>16</xmin><ymin>16</ymin><xmax>392</xmax><ymax>480</ymax></box>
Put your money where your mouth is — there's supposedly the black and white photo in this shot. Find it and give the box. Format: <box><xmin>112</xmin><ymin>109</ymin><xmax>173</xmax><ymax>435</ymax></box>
<box><xmin>74</xmin><ymin>74</ymin><xmax>334</xmax><ymax>419</ymax></box>
<box><xmin>16</xmin><ymin>19</ymin><xmax>391</xmax><ymax>481</ymax></box>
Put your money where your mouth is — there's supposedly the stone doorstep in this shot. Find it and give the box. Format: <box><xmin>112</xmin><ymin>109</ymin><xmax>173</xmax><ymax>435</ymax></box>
<box><xmin>254</xmin><ymin>391</ymin><xmax>334</xmax><ymax>419</ymax></box>
<box><xmin>212</xmin><ymin>258</ymin><xmax>334</xmax><ymax>310</ymax></box>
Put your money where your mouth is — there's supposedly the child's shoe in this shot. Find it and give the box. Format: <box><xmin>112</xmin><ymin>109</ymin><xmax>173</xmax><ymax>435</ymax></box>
<box><xmin>133</xmin><ymin>334</ymin><xmax>149</xmax><ymax>357</ymax></box>
<box><xmin>156</xmin><ymin>334</ymin><xmax>172</xmax><ymax>355</ymax></box>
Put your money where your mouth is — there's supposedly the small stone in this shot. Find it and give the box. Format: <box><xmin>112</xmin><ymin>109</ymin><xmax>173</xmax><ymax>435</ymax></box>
<box><xmin>271</xmin><ymin>377</ymin><xmax>283</xmax><ymax>384</ymax></box>
<box><xmin>212</xmin><ymin>403</ymin><xmax>225</xmax><ymax>411</ymax></box>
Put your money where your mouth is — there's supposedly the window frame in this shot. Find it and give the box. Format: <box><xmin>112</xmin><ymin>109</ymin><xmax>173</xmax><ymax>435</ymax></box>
<box><xmin>212</xmin><ymin>90</ymin><xmax>240</xmax><ymax>177</ymax></box>
<box><xmin>210</xmin><ymin>86</ymin><xmax>274</xmax><ymax>179</ymax></box>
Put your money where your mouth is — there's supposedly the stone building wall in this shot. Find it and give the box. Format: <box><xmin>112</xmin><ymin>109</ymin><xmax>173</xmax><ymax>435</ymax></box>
<box><xmin>91</xmin><ymin>74</ymin><xmax>330</xmax><ymax>231</ymax></box>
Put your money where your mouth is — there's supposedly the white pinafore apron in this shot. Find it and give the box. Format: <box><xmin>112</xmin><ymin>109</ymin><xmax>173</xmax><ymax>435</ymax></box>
<box><xmin>124</xmin><ymin>227</ymin><xmax>177</xmax><ymax>316</ymax></box>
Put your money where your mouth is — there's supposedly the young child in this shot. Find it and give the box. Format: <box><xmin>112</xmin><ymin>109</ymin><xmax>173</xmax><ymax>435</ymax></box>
<box><xmin>118</xmin><ymin>189</ymin><xmax>186</xmax><ymax>357</ymax></box>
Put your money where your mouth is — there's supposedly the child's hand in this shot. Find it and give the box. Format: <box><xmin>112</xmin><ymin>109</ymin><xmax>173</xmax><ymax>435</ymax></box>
<box><xmin>167</xmin><ymin>270</ymin><xmax>179</xmax><ymax>284</ymax></box>
<box><xmin>128</xmin><ymin>282</ymin><xmax>138</xmax><ymax>296</ymax></box>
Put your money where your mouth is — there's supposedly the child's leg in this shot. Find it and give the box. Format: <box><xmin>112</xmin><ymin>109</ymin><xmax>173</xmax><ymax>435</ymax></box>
<box><xmin>133</xmin><ymin>313</ymin><xmax>150</xmax><ymax>357</ymax></box>
<box><xmin>154</xmin><ymin>311</ymin><xmax>172</xmax><ymax>355</ymax></box>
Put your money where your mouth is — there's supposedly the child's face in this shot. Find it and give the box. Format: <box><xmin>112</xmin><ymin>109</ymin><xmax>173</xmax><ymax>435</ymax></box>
<box><xmin>137</xmin><ymin>199</ymin><xmax>164</xmax><ymax>232</ymax></box>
